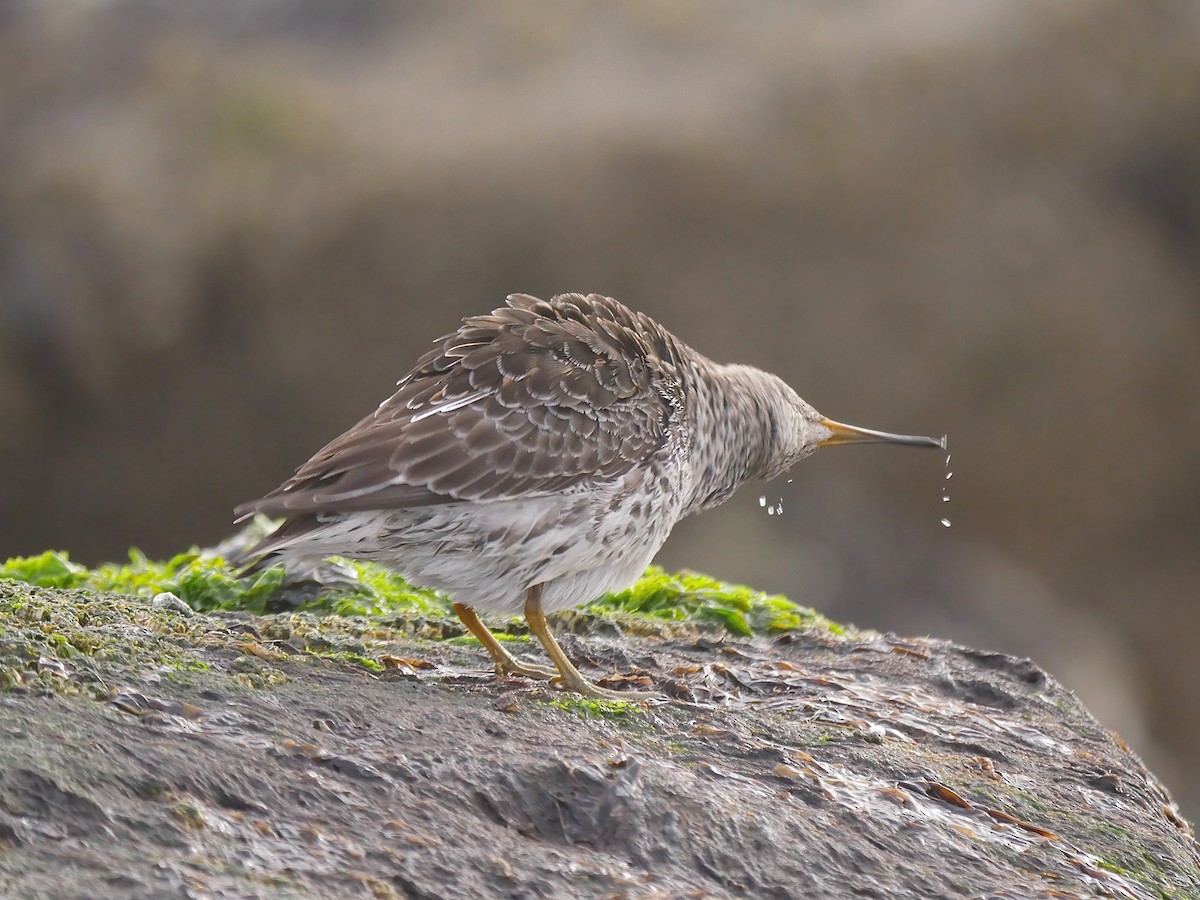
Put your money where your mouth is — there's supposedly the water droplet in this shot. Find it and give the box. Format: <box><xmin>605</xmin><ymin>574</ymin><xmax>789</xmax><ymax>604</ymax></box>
<box><xmin>786</xmin><ymin>478</ymin><xmax>793</xmax><ymax>484</ymax></box>
<box><xmin>758</xmin><ymin>496</ymin><xmax>766</xmax><ymax>507</ymax></box>
<box><xmin>767</xmin><ymin>507</ymin><xmax>776</xmax><ymax>516</ymax></box>
<box><xmin>938</xmin><ymin>441</ymin><xmax>952</xmax><ymax>526</ymax></box>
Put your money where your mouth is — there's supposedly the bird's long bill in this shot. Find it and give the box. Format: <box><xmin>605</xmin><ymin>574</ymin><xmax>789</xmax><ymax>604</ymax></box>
<box><xmin>818</xmin><ymin>418</ymin><xmax>946</xmax><ymax>450</ymax></box>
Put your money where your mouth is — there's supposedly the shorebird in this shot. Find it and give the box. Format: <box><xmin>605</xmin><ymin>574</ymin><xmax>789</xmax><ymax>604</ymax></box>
<box><xmin>235</xmin><ymin>293</ymin><xmax>943</xmax><ymax>697</ymax></box>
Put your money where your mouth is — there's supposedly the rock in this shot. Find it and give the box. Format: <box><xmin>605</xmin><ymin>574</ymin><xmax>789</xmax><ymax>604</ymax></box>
<box><xmin>151</xmin><ymin>591</ymin><xmax>193</xmax><ymax>615</ymax></box>
<box><xmin>0</xmin><ymin>580</ymin><xmax>1197</xmax><ymax>898</ymax></box>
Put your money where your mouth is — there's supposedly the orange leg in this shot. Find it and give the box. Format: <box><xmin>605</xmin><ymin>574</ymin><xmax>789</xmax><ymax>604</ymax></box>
<box><xmin>452</xmin><ymin>602</ymin><xmax>557</xmax><ymax>679</ymax></box>
<box><xmin>522</xmin><ymin>585</ymin><xmax>654</xmax><ymax>699</ymax></box>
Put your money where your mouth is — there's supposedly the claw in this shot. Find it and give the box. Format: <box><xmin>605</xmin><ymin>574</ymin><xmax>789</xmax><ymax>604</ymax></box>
<box><xmin>525</xmin><ymin>586</ymin><xmax>658</xmax><ymax>700</ymax></box>
<box><xmin>454</xmin><ymin>602</ymin><xmax>556</xmax><ymax>681</ymax></box>
<box><xmin>454</xmin><ymin>596</ymin><xmax>656</xmax><ymax>699</ymax></box>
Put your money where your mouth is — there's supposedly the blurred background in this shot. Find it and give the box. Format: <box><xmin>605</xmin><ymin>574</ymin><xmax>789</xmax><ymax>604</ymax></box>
<box><xmin>2</xmin><ymin>0</ymin><xmax>1198</xmax><ymax>816</ymax></box>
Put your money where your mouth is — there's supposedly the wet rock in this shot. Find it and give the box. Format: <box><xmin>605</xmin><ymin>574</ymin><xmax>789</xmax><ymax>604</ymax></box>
<box><xmin>151</xmin><ymin>592</ymin><xmax>193</xmax><ymax>616</ymax></box>
<box><xmin>0</xmin><ymin>581</ymin><xmax>1197</xmax><ymax>899</ymax></box>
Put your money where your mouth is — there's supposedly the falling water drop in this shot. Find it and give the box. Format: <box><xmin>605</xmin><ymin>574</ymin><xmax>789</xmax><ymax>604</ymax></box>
<box><xmin>758</xmin><ymin>496</ymin><xmax>767</xmax><ymax>507</ymax></box>
<box><xmin>939</xmin><ymin>438</ymin><xmax>952</xmax><ymax>529</ymax></box>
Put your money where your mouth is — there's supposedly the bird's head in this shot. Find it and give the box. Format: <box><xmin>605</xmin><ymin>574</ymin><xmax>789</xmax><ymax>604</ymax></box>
<box><xmin>759</xmin><ymin>372</ymin><xmax>945</xmax><ymax>480</ymax></box>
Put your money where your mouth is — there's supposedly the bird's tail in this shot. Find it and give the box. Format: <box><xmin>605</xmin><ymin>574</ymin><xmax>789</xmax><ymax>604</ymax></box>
<box><xmin>223</xmin><ymin>514</ymin><xmax>320</xmax><ymax>578</ymax></box>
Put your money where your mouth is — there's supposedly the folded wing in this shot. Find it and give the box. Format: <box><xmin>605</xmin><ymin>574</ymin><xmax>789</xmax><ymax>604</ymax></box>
<box><xmin>235</xmin><ymin>293</ymin><xmax>687</xmax><ymax>518</ymax></box>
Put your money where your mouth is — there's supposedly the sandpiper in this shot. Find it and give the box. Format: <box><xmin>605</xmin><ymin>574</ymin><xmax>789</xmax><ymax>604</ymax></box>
<box><xmin>235</xmin><ymin>293</ymin><xmax>943</xmax><ymax>697</ymax></box>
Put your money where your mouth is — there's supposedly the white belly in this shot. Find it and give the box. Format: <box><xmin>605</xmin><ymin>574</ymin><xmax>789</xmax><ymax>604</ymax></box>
<box><xmin>271</xmin><ymin>460</ymin><xmax>688</xmax><ymax>616</ymax></box>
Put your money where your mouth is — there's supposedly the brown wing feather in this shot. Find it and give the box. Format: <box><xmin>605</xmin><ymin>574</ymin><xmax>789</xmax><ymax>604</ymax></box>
<box><xmin>236</xmin><ymin>294</ymin><xmax>688</xmax><ymax>518</ymax></box>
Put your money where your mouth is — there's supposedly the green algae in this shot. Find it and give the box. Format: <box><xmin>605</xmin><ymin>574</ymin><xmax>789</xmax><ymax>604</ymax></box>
<box><xmin>0</xmin><ymin>550</ymin><xmax>87</xmax><ymax>589</ymax></box>
<box><xmin>307</xmin><ymin>649</ymin><xmax>385</xmax><ymax>672</ymax></box>
<box><xmin>1</xmin><ymin>552</ymin><xmax>848</xmax><ymax>640</ymax></box>
<box><xmin>1091</xmin><ymin>830</ymin><xmax>1195</xmax><ymax>899</ymax></box>
<box><xmin>0</xmin><ymin>580</ymin><xmax>215</xmax><ymax>698</ymax></box>
<box><xmin>302</xmin><ymin>557</ymin><xmax>447</xmax><ymax>617</ymax></box>
<box><xmin>583</xmin><ymin>566</ymin><xmax>845</xmax><ymax>637</ymax></box>
<box><xmin>0</xmin><ymin>549</ymin><xmax>284</xmax><ymax>613</ymax></box>
<box><xmin>2</xmin><ymin>571</ymin><xmax>1197</xmax><ymax>898</ymax></box>
<box><xmin>0</xmin><ymin>548</ymin><xmax>853</xmax><ymax>701</ymax></box>
<box><xmin>545</xmin><ymin>696</ymin><xmax>645</xmax><ymax>721</ymax></box>
<box><xmin>967</xmin><ymin>784</ymin><xmax>1196</xmax><ymax>900</ymax></box>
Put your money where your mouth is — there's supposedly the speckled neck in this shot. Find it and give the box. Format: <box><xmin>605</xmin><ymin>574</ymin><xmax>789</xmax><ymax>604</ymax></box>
<box><xmin>680</xmin><ymin>360</ymin><xmax>804</xmax><ymax>516</ymax></box>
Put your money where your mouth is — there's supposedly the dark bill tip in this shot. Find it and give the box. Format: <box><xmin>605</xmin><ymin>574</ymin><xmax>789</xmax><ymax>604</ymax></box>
<box><xmin>818</xmin><ymin>418</ymin><xmax>946</xmax><ymax>450</ymax></box>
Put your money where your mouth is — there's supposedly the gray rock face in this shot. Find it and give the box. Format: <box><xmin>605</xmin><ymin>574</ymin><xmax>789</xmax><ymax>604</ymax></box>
<box><xmin>3</xmin><ymin>0</ymin><xmax>1200</xmax><ymax>816</ymax></box>
<box><xmin>0</xmin><ymin>581</ymin><xmax>1196</xmax><ymax>898</ymax></box>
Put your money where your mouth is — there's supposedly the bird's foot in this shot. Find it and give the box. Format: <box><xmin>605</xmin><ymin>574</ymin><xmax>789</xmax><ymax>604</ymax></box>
<box><xmin>453</xmin><ymin>603</ymin><xmax>558</xmax><ymax>681</ymax></box>
<box><xmin>521</xmin><ymin>587</ymin><xmax>656</xmax><ymax>699</ymax></box>
<box><xmin>549</xmin><ymin>672</ymin><xmax>656</xmax><ymax>701</ymax></box>
<box><xmin>495</xmin><ymin>657</ymin><xmax>559</xmax><ymax>680</ymax></box>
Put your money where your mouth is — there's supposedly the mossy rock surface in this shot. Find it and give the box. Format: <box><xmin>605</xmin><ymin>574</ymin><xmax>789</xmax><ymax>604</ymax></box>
<box><xmin>1</xmin><ymin>563</ymin><xmax>1198</xmax><ymax>899</ymax></box>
